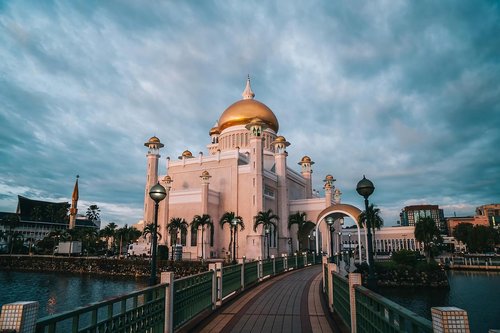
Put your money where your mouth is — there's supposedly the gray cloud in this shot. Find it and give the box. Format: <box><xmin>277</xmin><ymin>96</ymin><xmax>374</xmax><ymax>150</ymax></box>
<box><xmin>0</xmin><ymin>0</ymin><xmax>499</xmax><ymax>226</ymax></box>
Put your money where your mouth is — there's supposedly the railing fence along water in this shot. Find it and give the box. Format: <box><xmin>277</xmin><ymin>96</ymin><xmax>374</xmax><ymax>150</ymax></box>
<box><xmin>321</xmin><ymin>257</ymin><xmax>472</xmax><ymax>333</ymax></box>
<box><xmin>0</xmin><ymin>252</ymin><xmax>320</xmax><ymax>333</ymax></box>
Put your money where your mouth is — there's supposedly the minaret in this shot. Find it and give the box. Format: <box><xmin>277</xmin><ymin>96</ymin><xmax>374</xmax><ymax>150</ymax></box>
<box><xmin>245</xmin><ymin>117</ymin><xmax>267</xmax><ymax>258</ymax></box>
<box><xmin>143</xmin><ymin>136</ymin><xmax>164</xmax><ymax>226</ymax></box>
<box><xmin>69</xmin><ymin>175</ymin><xmax>79</xmax><ymax>229</ymax></box>
<box><xmin>160</xmin><ymin>175</ymin><xmax>173</xmax><ymax>245</ymax></box>
<box><xmin>323</xmin><ymin>174</ymin><xmax>336</xmax><ymax>206</ymax></box>
<box><xmin>298</xmin><ymin>156</ymin><xmax>314</xmax><ymax>198</ymax></box>
<box><xmin>272</xmin><ymin>135</ymin><xmax>290</xmax><ymax>253</ymax></box>
<box><xmin>200</xmin><ymin>171</ymin><xmax>211</xmax><ymax>259</ymax></box>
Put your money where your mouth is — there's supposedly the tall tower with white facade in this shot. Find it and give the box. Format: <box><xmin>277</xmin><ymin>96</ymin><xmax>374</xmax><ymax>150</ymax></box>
<box><xmin>143</xmin><ymin>136</ymin><xmax>164</xmax><ymax>225</ymax></box>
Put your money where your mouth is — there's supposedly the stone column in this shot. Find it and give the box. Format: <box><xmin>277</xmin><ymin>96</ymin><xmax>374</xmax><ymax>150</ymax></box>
<box><xmin>349</xmin><ymin>273</ymin><xmax>362</xmax><ymax>333</ymax></box>
<box><xmin>161</xmin><ymin>272</ymin><xmax>174</xmax><ymax>333</ymax></box>
<box><xmin>0</xmin><ymin>301</ymin><xmax>39</xmax><ymax>333</ymax></box>
<box><xmin>431</xmin><ymin>307</ymin><xmax>470</xmax><ymax>333</ymax></box>
<box><xmin>272</xmin><ymin>136</ymin><xmax>291</xmax><ymax>254</ymax></box>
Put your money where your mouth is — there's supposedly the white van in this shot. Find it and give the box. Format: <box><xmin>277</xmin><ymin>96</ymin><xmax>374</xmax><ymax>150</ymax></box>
<box><xmin>127</xmin><ymin>242</ymin><xmax>151</xmax><ymax>257</ymax></box>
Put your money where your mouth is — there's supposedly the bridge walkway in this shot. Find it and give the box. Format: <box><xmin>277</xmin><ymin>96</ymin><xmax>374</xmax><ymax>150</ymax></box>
<box><xmin>196</xmin><ymin>265</ymin><xmax>338</xmax><ymax>333</ymax></box>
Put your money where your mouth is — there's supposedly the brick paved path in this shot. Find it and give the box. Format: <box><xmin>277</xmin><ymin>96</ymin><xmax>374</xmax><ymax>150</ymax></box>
<box><xmin>198</xmin><ymin>265</ymin><xmax>336</xmax><ymax>333</ymax></box>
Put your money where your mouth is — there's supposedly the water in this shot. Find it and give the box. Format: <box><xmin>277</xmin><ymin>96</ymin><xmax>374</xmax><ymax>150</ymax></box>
<box><xmin>377</xmin><ymin>270</ymin><xmax>500</xmax><ymax>333</ymax></box>
<box><xmin>0</xmin><ymin>271</ymin><xmax>148</xmax><ymax>318</ymax></box>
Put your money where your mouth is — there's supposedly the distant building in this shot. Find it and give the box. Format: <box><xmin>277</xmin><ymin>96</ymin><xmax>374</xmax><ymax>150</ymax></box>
<box><xmin>400</xmin><ymin>205</ymin><xmax>445</xmax><ymax>233</ymax></box>
<box><xmin>475</xmin><ymin>204</ymin><xmax>500</xmax><ymax>229</ymax></box>
<box><xmin>0</xmin><ymin>195</ymin><xmax>99</xmax><ymax>244</ymax></box>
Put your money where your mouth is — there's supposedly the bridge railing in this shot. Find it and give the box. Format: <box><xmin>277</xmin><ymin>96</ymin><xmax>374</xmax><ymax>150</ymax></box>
<box><xmin>35</xmin><ymin>283</ymin><xmax>166</xmax><ymax>333</ymax></box>
<box><xmin>2</xmin><ymin>253</ymin><xmax>321</xmax><ymax>333</ymax></box>
<box><xmin>322</xmin><ymin>259</ymin><xmax>471</xmax><ymax>333</ymax></box>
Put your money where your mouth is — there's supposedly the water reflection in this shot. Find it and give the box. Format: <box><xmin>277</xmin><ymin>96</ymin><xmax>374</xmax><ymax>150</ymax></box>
<box><xmin>0</xmin><ymin>271</ymin><xmax>147</xmax><ymax>318</ymax></box>
<box><xmin>378</xmin><ymin>270</ymin><xmax>500</xmax><ymax>333</ymax></box>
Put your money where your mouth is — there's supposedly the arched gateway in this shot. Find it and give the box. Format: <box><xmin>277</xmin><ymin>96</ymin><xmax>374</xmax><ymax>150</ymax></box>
<box><xmin>315</xmin><ymin>204</ymin><xmax>364</xmax><ymax>261</ymax></box>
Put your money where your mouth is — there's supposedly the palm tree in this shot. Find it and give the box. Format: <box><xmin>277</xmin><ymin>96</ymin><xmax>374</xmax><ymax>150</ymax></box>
<box><xmin>358</xmin><ymin>204</ymin><xmax>384</xmax><ymax>254</ymax></box>
<box><xmin>167</xmin><ymin>217</ymin><xmax>188</xmax><ymax>260</ymax></box>
<box><xmin>288</xmin><ymin>212</ymin><xmax>316</xmax><ymax>252</ymax></box>
<box><xmin>86</xmin><ymin>205</ymin><xmax>101</xmax><ymax>222</ymax></box>
<box><xmin>191</xmin><ymin>214</ymin><xmax>213</xmax><ymax>260</ymax></box>
<box><xmin>220</xmin><ymin>212</ymin><xmax>244</xmax><ymax>263</ymax></box>
<box><xmin>254</xmin><ymin>209</ymin><xmax>279</xmax><ymax>259</ymax></box>
<box><xmin>143</xmin><ymin>223</ymin><xmax>163</xmax><ymax>242</ymax></box>
<box><xmin>414</xmin><ymin>216</ymin><xmax>443</xmax><ymax>263</ymax></box>
<box><xmin>103</xmin><ymin>222</ymin><xmax>117</xmax><ymax>251</ymax></box>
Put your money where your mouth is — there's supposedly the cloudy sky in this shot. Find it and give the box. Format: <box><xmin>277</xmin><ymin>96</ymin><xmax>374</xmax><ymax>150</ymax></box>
<box><xmin>1</xmin><ymin>1</ymin><xmax>499</xmax><ymax>227</ymax></box>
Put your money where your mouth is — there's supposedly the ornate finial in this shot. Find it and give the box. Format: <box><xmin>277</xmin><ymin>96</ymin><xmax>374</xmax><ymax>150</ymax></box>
<box><xmin>242</xmin><ymin>75</ymin><xmax>255</xmax><ymax>100</ymax></box>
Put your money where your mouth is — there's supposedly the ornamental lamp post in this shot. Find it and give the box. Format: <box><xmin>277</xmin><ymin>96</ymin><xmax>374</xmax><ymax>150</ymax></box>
<box><xmin>231</xmin><ymin>218</ymin><xmax>239</xmax><ymax>263</ymax></box>
<box><xmin>356</xmin><ymin>175</ymin><xmax>375</xmax><ymax>288</ymax></box>
<box><xmin>326</xmin><ymin>216</ymin><xmax>335</xmax><ymax>263</ymax></box>
<box><xmin>149</xmin><ymin>182</ymin><xmax>167</xmax><ymax>286</ymax></box>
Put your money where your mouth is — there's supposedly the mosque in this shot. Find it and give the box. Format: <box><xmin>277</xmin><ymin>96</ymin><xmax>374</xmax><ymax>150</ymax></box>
<box><xmin>141</xmin><ymin>77</ymin><xmax>408</xmax><ymax>261</ymax></box>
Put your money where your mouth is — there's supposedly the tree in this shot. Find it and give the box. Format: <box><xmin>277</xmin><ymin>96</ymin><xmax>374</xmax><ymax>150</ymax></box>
<box><xmin>358</xmin><ymin>204</ymin><xmax>384</xmax><ymax>253</ymax></box>
<box><xmin>414</xmin><ymin>216</ymin><xmax>443</xmax><ymax>262</ymax></box>
<box><xmin>452</xmin><ymin>223</ymin><xmax>474</xmax><ymax>251</ymax></box>
<box><xmin>143</xmin><ymin>223</ymin><xmax>163</xmax><ymax>243</ymax></box>
<box><xmin>288</xmin><ymin>212</ymin><xmax>316</xmax><ymax>252</ymax></box>
<box><xmin>167</xmin><ymin>217</ymin><xmax>188</xmax><ymax>260</ymax></box>
<box><xmin>454</xmin><ymin>223</ymin><xmax>498</xmax><ymax>253</ymax></box>
<box><xmin>100</xmin><ymin>222</ymin><xmax>117</xmax><ymax>250</ymax></box>
<box><xmin>191</xmin><ymin>214</ymin><xmax>213</xmax><ymax>260</ymax></box>
<box><xmin>219</xmin><ymin>212</ymin><xmax>244</xmax><ymax>262</ymax></box>
<box><xmin>254</xmin><ymin>209</ymin><xmax>279</xmax><ymax>259</ymax></box>
<box><xmin>86</xmin><ymin>205</ymin><xmax>101</xmax><ymax>222</ymax></box>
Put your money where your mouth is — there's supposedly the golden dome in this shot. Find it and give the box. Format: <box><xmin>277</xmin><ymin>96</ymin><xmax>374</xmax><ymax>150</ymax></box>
<box><xmin>274</xmin><ymin>136</ymin><xmax>286</xmax><ymax>142</ymax></box>
<box><xmin>299</xmin><ymin>156</ymin><xmax>314</xmax><ymax>165</ymax></box>
<box><xmin>144</xmin><ymin>136</ymin><xmax>164</xmax><ymax>148</ymax></box>
<box><xmin>325</xmin><ymin>174</ymin><xmax>335</xmax><ymax>181</ymax></box>
<box><xmin>178</xmin><ymin>150</ymin><xmax>194</xmax><ymax>159</ymax></box>
<box><xmin>162</xmin><ymin>175</ymin><xmax>173</xmax><ymax>183</ymax></box>
<box><xmin>218</xmin><ymin>99</ymin><xmax>279</xmax><ymax>133</ymax></box>
<box><xmin>209</xmin><ymin>126</ymin><xmax>220</xmax><ymax>136</ymax></box>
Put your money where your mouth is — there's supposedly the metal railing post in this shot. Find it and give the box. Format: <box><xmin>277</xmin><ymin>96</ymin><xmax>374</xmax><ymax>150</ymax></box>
<box><xmin>304</xmin><ymin>252</ymin><xmax>308</xmax><ymax>266</ymax></box>
<box><xmin>161</xmin><ymin>272</ymin><xmax>174</xmax><ymax>333</ymax></box>
<box><xmin>322</xmin><ymin>256</ymin><xmax>328</xmax><ymax>292</ymax></box>
<box><xmin>295</xmin><ymin>252</ymin><xmax>298</xmax><ymax>268</ymax></box>
<box><xmin>258</xmin><ymin>257</ymin><xmax>263</xmax><ymax>280</ymax></box>
<box><xmin>283</xmin><ymin>254</ymin><xmax>288</xmax><ymax>271</ymax></box>
<box><xmin>348</xmin><ymin>273</ymin><xmax>362</xmax><ymax>333</ymax></box>
<box><xmin>271</xmin><ymin>255</ymin><xmax>276</xmax><ymax>275</ymax></box>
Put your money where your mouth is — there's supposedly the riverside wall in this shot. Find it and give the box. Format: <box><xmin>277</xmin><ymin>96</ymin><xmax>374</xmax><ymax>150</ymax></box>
<box><xmin>0</xmin><ymin>255</ymin><xmax>207</xmax><ymax>279</ymax></box>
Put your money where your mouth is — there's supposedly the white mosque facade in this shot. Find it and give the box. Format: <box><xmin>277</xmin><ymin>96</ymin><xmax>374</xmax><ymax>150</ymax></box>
<box><xmin>141</xmin><ymin>78</ymin><xmax>420</xmax><ymax>261</ymax></box>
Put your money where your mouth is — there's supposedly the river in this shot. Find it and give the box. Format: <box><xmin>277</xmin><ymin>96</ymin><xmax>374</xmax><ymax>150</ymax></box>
<box><xmin>0</xmin><ymin>271</ymin><xmax>148</xmax><ymax>318</ymax></box>
<box><xmin>377</xmin><ymin>270</ymin><xmax>500</xmax><ymax>333</ymax></box>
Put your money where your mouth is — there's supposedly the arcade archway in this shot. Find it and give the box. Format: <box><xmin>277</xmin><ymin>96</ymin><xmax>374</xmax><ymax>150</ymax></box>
<box><xmin>315</xmin><ymin>204</ymin><xmax>364</xmax><ymax>260</ymax></box>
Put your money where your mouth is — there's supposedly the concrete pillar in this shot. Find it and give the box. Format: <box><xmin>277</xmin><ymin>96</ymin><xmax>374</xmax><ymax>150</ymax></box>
<box><xmin>348</xmin><ymin>273</ymin><xmax>362</xmax><ymax>333</ymax></box>
<box><xmin>238</xmin><ymin>257</ymin><xmax>246</xmax><ymax>290</ymax></box>
<box><xmin>161</xmin><ymin>272</ymin><xmax>174</xmax><ymax>333</ymax></box>
<box><xmin>431</xmin><ymin>307</ymin><xmax>470</xmax><ymax>333</ymax></box>
<box><xmin>209</xmin><ymin>263</ymin><xmax>223</xmax><ymax>307</ymax></box>
<box><xmin>0</xmin><ymin>301</ymin><xmax>39</xmax><ymax>333</ymax></box>
<box><xmin>272</xmin><ymin>136</ymin><xmax>290</xmax><ymax>254</ymax></box>
<box><xmin>271</xmin><ymin>254</ymin><xmax>276</xmax><ymax>275</ymax></box>
<box><xmin>283</xmin><ymin>254</ymin><xmax>288</xmax><ymax>271</ymax></box>
<box><xmin>327</xmin><ymin>263</ymin><xmax>336</xmax><ymax>312</ymax></box>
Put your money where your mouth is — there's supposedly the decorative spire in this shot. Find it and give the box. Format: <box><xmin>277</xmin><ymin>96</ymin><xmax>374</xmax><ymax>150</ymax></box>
<box><xmin>72</xmin><ymin>175</ymin><xmax>79</xmax><ymax>202</ymax></box>
<box><xmin>242</xmin><ymin>74</ymin><xmax>255</xmax><ymax>100</ymax></box>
